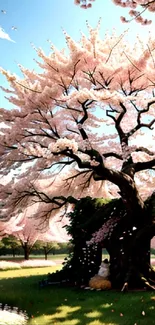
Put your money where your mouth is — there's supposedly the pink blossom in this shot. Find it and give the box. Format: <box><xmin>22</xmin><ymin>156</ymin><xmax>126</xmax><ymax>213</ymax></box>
<box><xmin>88</xmin><ymin>217</ymin><xmax>120</xmax><ymax>244</ymax></box>
<box><xmin>74</xmin><ymin>1</ymin><xmax>155</xmax><ymax>25</ymax></box>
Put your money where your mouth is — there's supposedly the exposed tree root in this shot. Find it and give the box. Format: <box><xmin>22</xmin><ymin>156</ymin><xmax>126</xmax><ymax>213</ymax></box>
<box><xmin>121</xmin><ymin>282</ymin><xmax>128</xmax><ymax>292</ymax></box>
<box><xmin>140</xmin><ymin>275</ymin><xmax>155</xmax><ymax>291</ymax></box>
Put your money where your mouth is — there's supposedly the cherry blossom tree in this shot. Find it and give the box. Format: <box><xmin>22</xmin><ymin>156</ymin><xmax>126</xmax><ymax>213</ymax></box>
<box><xmin>0</xmin><ymin>22</ymin><xmax>155</xmax><ymax>289</ymax></box>
<box><xmin>35</xmin><ymin>240</ymin><xmax>61</xmax><ymax>260</ymax></box>
<box><xmin>11</xmin><ymin>213</ymin><xmax>41</xmax><ymax>260</ymax></box>
<box><xmin>10</xmin><ymin>207</ymin><xmax>70</xmax><ymax>260</ymax></box>
<box><xmin>74</xmin><ymin>0</ymin><xmax>155</xmax><ymax>25</ymax></box>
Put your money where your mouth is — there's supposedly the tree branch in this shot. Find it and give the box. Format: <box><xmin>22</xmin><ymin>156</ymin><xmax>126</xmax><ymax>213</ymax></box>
<box><xmin>135</xmin><ymin>158</ymin><xmax>155</xmax><ymax>173</ymax></box>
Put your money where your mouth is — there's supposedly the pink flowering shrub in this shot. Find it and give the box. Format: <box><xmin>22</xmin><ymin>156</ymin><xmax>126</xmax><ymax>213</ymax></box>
<box><xmin>0</xmin><ymin>259</ymin><xmax>56</xmax><ymax>270</ymax></box>
<box><xmin>19</xmin><ymin>259</ymin><xmax>56</xmax><ymax>268</ymax></box>
<box><xmin>0</xmin><ymin>261</ymin><xmax>21</xmax><ymax>270</ymax></box>
<box><xmin>88</xmin><ymin>217</ymin><xmax>120</xmax><ymax>244</ymax></box>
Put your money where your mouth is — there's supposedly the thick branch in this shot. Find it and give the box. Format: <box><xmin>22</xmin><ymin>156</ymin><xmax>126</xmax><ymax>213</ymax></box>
<box><xmin>135</xmin><ymin>147</ymin><xmax>155</xmax><ymax>156</ymax></box>
<box><xmin>103</xmin><ymin>152</ymin><xmax>123</xmax><ymax>160</ymax></box>
<box><xmin>135</xmin><ymin>158</ymin><xmax>155</xmax><ymax>173</ymax></box>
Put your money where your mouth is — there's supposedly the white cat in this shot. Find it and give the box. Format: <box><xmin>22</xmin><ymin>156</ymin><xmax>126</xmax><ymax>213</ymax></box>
<box><xmin>98</xmin><ymin>259</ymin><xmax>110</xmax><ymax>279</ymax></box>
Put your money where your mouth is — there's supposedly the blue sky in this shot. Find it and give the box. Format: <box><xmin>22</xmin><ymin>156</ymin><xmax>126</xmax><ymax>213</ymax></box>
<box><xmin>0</xmin><ymin>0</ymin><xmax>155</xmax><ymax>109</ymax></box>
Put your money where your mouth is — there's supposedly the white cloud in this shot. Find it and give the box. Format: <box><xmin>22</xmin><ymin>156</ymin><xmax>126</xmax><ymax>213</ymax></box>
<box><xmin>0</xmin><ymin>26</ymin><xmax>15</xmax><ymax>42</ymax></box>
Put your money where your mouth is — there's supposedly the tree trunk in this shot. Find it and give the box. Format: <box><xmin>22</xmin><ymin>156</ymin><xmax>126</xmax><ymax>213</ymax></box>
<box><xmin>44</xmin><ymin>250</ymin><xmax>48</xmax><ymax>260</ymax></box>
<box><xmin>12</xmin><ymin>248</ymin><xmax>15</xmax><ymax>258</ymax></box>
<box><xmin>105</xmin><ymin>202</ymin><xmax>155</xmax><ymax>291</ymax></box>
<box><xmin>46</xmin><ymin>193</ymin><xmax>155</xmax><ymax>290</ymax></box>
<box><xmin>23</xmin><ymin>244</ymin><xmax>30</xmax><ymax>260</ymax></box>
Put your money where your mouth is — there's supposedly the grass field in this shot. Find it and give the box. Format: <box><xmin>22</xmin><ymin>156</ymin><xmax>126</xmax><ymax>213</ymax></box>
<box><xmin>0</xmin><ymin>265</ymin><xmax>155</xmax><ymax>325</ymax></box>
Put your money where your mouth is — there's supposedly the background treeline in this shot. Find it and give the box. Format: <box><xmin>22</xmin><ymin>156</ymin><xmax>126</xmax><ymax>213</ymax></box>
<box><xmin>0</xmin><ymin>235</ymin><xmax>72</xmax><ymax>259</ymax></box>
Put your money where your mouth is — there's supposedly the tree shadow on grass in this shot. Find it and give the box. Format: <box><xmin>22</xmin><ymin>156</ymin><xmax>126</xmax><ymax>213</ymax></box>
<box><xmin>0</xmin><ymin>274</ymin><xmax>155</xmax><ymax>325</ymax></box>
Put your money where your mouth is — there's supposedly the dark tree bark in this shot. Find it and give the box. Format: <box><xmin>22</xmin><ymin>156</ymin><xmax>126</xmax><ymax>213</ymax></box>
<box><xmin>43</xmin><ymin>194</ymin><xmax>155</xmax><ymax>290</ymax></box>
<box><xmin>23</xmin><ymin>243</ymin><xmax>31</xmax><ymax>260</ymax></box>
<box><xmin>43</xmin><ymin>247</ymin><xmax>48</xmax><ymax>260</ymax></box>
<box><xmin>12</xmin><ymin>248</ymin><xmax>16</xmax><ymax>258</ymax></box>
<box><xmin>104</xmin><ymin>192</ymin><xmax>155</xmax><ymax>291</ymax></box>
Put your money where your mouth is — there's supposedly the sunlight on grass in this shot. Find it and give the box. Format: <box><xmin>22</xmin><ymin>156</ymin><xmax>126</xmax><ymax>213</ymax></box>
<box><xmin>46</xmin><ymin>305</ymin><xmax>81</xmax><ymax>324</ymax></box>
<box><xmin>50</xmin><ymin>305</ymin><xmax>81</xmax><ymax>319</ymax></box>
<box><xmin>29</xmin><ymin>313</ymin><xmax>80</xmax><ymax>325</ymax></box>
<box><xmin>88</xmin><ymin>321</ymin><xmax>116</xmax><ymax>325</ymax></box>
<box><xmin>0</xmin><ymin>267</ymin><xmax>155</xmax><ymax>325</ymax></box>
<box><xmin>101</xmin><ymin>303</ymin><xmax>113</xmax><ymax>309</ymax></box>
<box><xmin>0</xmin><ymin>266</ymin><xmax>61</xmax><ymax>278</ymax></box>
<box><xmin>85</xmin><ymin>310</ymin><xmax>102</xmax><ymax>318</ymax></box>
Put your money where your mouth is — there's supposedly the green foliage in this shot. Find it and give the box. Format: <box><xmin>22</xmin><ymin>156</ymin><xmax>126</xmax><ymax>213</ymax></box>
<box><xmin>2</xmin><ymin>235</ymin><xmax>20</xmax><ymax>248</ymax></box>
<box><xmin>34</xmin><ymin>240</ymin><xmax>60</xmax><ymax>251</ymax></box>
<box><xmin>48</xmin><ymin>197</ymin><xmax>114</xmax><ymax>285</ymax></box>
<box><xmin>46</xmin><ymin>193</ymin><xmax>155</xmax><ymax>287</ymax></box>
<box><xmin>0</xmin><ymin>240</ymin><xmax>4</xmax><ymax>250</ymax></box>
<box><xmin>1</xmin><ymin>236</ymin><xmax>21</xmax><ymax>257</ymax></box>
<box><xmin>66</xmin><ymin>196</ymin><xmax>112</xmax><ymax>243</ymax></box>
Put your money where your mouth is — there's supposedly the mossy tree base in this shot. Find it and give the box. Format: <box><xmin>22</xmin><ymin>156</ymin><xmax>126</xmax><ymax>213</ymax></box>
<box><xmin>45</xmin><ymin>194</ymin><xmax>155</xmax><ymax>291</ymax></box>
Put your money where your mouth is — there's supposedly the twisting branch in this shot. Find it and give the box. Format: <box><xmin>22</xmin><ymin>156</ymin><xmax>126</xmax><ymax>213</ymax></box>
<box><xmin>64</xmin><ymin>169</ymin><xmax>94</xmax><ymax>192</ymax></box>
<box><xmin>106</xmin><ymin>102</ymin><xmax>128</xmax><ymax>152</ymax></box>
<box><xmin>72</xmin><ymin>99</ymin><xmax>95</xmax><ymax>141</ymax></box>
<box><xmin>134</xmin><ymin>158</ymin><xmax>155</xmax><ymax>173</ymax></box>
<box><xmin>135</xmin><ymin>147</ymin><xmax>155</xmax><ymax>156</ymax></box>
<box><xmin>126</xmin><ymin>102</ymin><xmax>155</xmax><ymax>138</ymax></box>
<box><xmin>103</xmin><ymin>152</ymin><xmax>123</xmax><ymax>160</ymax></box>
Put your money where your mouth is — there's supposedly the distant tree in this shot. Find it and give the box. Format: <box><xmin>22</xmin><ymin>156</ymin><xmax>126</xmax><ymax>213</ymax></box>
<box><xmin>10</xmin><ymin>208</ymin><xmax>70</xmax><ymax>260</ymax></box>
<box><xmin>2</xmin><ymin>235</ymin><xmax>20</xmax><ymax>258</ymax></box>
<box><xmin>12</xmin><ymin>216</ymin><xmax>40</xmax><ymax>260</ymax></box>
<box><xmin>35</xmin><ymin>240</ymin><xmax>60</xmax><ymax>260</ymax></box>
<box><xmin>0</xmin><ymin>240</ymin><xmax>4</xmax><ymax>252</ymax></box>
<box><xmin>74</xmin><ymin>0</ymin><xmax>154</xmax><ymax>25</ymax></box>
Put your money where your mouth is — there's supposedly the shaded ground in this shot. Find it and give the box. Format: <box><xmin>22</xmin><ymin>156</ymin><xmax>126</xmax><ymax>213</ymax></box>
<box><xmin>0</xmin><ymin>267</ymin><xmax>155</xmax><ymax>325</ymax></box>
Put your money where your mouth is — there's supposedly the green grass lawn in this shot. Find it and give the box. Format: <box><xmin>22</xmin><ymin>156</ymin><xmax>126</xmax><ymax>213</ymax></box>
<box><xmin>0</xmin><ymin>266</ymin><xmax>155</xmax><ymax>325</ymax></box>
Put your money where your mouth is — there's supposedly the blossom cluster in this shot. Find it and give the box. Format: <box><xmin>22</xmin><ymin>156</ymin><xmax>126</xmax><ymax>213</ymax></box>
<box><xmin>48</xmin><ymin>138</ymin><xmax>78</xmax><ymax>154</ymax></box>
<box><xmin>75</xmin><ymin>0</ymin><xmax>154</xmax><ymax>25</ymax></box>
<box><xmin>88</xmin><ymin>217</ymin><xmax>120</xmax><ymax>244</ymax></box>
<box><xmin>74</xmin><ymin>0</ymin><xmax>94</xmax><ymax>9</ymax></box>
